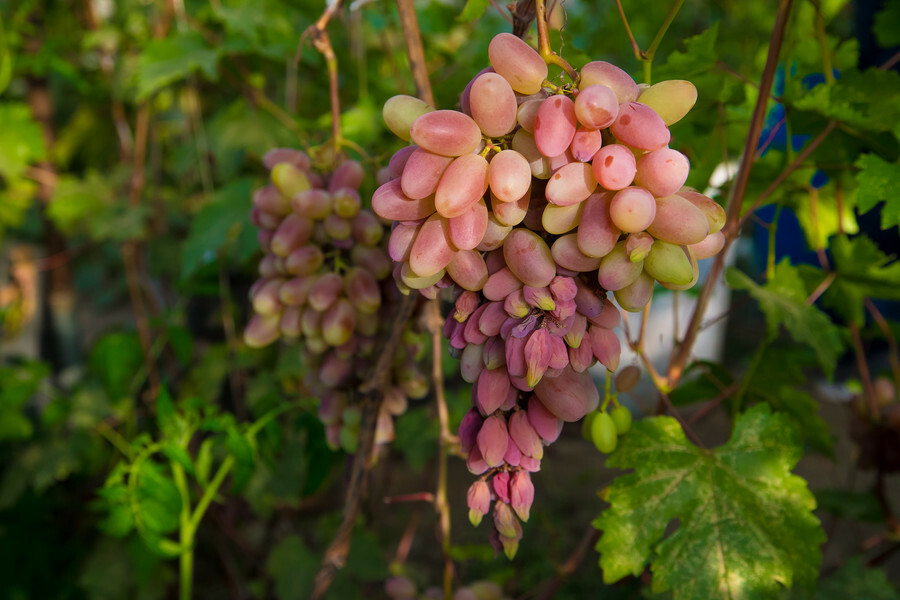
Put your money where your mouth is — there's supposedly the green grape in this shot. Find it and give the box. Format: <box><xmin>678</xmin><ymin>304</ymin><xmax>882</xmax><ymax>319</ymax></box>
<box><xmin>610</xmin><ymin>405</ymin><xmax>632</xmax><ymax>435</ymax></box>
<box><xmin>339</xmin><ymin>425</ymin><xmax>358</xmax><ymax>454</ymax></box>
<box><xmin>590</xmin><ymin>411</ymin><xmax>618</xmax><ymax>453</ymax></box>
<box><xmin>582</xmin><ymin>411</ymin><xmax>598</xmax><ymax>441</ymax></box>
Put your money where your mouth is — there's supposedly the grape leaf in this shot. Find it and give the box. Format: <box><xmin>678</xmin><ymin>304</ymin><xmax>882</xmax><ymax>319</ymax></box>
<box><xmin>787</xmin><ymin>556</ymin><xmax>899</xmax><ymax>600</ymax></box>
<box><xmin>822</xmin><ymin>234</ymin><xmax>900</xmax><ymax>325</ymax></box>
<box><xmin>873</xmin><ymin>0</ymin><xmax>900</xmax><ymax>48</ymax></box>
<box><xmin>136</xmin><ymin>31</ymin><xmax>221</xmax><ymax>100</ymax></box>
<box><xmin>457</xmin><ymin>0</ymin><xmax>489</xmax><ymax>22</ymax></box>
<box><xmin>726</xmin><ymin>262</ymin><xmax>844</xmax><ymax>379</ymax></box>
<box><xmin>855</xmin><ymin>154</ymin><xmax>900</xmax><ymax>231</ymax></box>
<box><xmin>790</xmin><ymin>68</ymin><xmax>900</xmax><ymax>133</ymax></box>
<box><xmin>594</xmin><ymin>405</ymin><xmax>824</xmax><ymax>600</ymax></box>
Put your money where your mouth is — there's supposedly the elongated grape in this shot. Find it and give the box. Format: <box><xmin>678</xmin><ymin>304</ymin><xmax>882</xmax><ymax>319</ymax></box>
<box><xmin>542</xmin><ymin>202</ymin><xmax>583</xmax><ymax>234</ymax></box>
<box><xmin>489</xmin><ymin>149</ymin><xmax>532</xmax><ymax>203</ymax></box>
<box><xmin>488</xmin><ymin>33</ymin><xmax>548</xmax><ymax>95</ymax></box>
<box><xmin>344</xmin><ymin>268</ymin><xmax>381</xmax><ymax>314</ymax></box>
<box><xmin>690</xmin><ymin>230</ymin><xmax>726</xmax><ymax>259</ymax></box>
<box><xmin>400</xmin><ymin>262</ymin><xmax>446</xmax><ymax>290</ymax></box>
<box><xmin>492</xmin><ymin>191</ymin><xmax>530</xmax><ymax>226</ymax></box>
<box><xmin>401</xmin><ymin>148</ymin><xmax>454</xmax><ymax>200</ymax></box>
<box><xmin>643</xmin><ymin>240</ymin><xmax>693</xmax><ymax>285</ymax></box>
<box><xmin>592</xmin><ymin>144</ymin><xmax>636</xmax><ymax>191</ymax></box>
<box><xmin>534</xmin><ymin>95</ymin><xmax>577</xmax><ymax>158</ymax></box>
<box><xmin>388</xmin><ymin>221</ymin><xmax>422</xmax><ymax>262</ymax></box>
<box><xmin>410</xmin><ymin>110</ymin><xmax>482</xmax><ymax>157</ymax></box>
<box><xmin>279</xmin><ymin>306</ymin><xmax>302</xmax><ymax>338</ymax></box>
<box><xmin>516</xmin><ymin>99</ymin><xmax>543</xmax><ymax>132</ymax></box>
<box><xmin>590</xmin><ymin>411</ymin><xmax>617</xmax><ymax>453</ymax></box>
<box><xmin>409</xmin><ymin>213</ymin><xmax>456</xmax><ymax>277</ymax></box>
<box><xmin>597</xmin><ymin>241</ymin><xmax>643</xmax><ymax>291</ymax></box>
<box><xmin>547</xmin><ymin>148</ymin><xmax>575</xmax><ymax>174</ymax></box>
<box><xmin>322</xmin><ymin>298</ymin><xmax>356</xmax><ymax>347</ymax></box>
<box><xmin>677</xmin><ymin>187</ymin><xmax>726</xmax><ymax>234</ymax></box>
<box><xmin>646</xmin><ymin>194</ymin><xmax>709</xmax><ymax>245</ymax></box>
<box><xmin>351</xmin><ymin>245</ymin><xmax>392</xmax><ymax>280</ymax></box>
<box><xmin>372</xmin><ymin>179</ymin><xmax>436</xmax><ymax>221</ymax></box>
<box><xmin>387</xmin><ymin>145</ymin><xmax>417</xmax><ymax>179</ymax></box>
<box><xmin>634</xmin><ymin>148</ymin><xmax>690</xmax><ymax>197</ymax></box>
<box><xmin>577</xmin><ymin>192</ymin><xmax>620</xmax><ymax>258</ymax></box>
<box><xmin>285</xmin><ymin>245</ymin><xmax>324</xmax><ymax>276</ymax></box>
<box><xmin>447</xmin><ymin>249</ymin><xmax>490</xmax><ymax>291</ymax></box>
<box><xmin>574</xmin><ymin>84</ymin><xmax>619</xmax><ymax>129</ymax></box>
<box><xmin>658</xmin><ymin>246</ymin><xmax>699</xmax><ymax>291</ymax></box>
<box><xmin>475</xmin><ymin>212</ymin><xmax>513</xmax><ymax>251</ymax></box>
<box><xmin>271</xmin><ymin>214</ymin><xmax>313</xmax><ymax>256</ymax></box>
<box><xmin>551</xmin><ymin>234</ymin><xmax>602</xmax><ymax>272</ymax></box>
<box><xmin>533</xmin><ymin>366</ymin><xmax>599</xmax><ymax>421</ymax></box>
<box><xmin>483</xmin><ymin>267</ymin><xmax>524</xmax><ymax>301</ymax></box>
<box><xmin>448</xmin><ymin>198</ymin><xmax>488</xmax><ymax>250</ymax></box>
<box><xmin>512</xmin><ymin>130</ymin><xmax>551</xmax><ymax>179</ymax></box>
<box><xmin>434</xmin><ymin>153</ymin><xmax>489</xmax><ymax>218</ymax></box>
<box><xmin>503</xmin><ymin>229</ymin><xmax>556</xmax><ymax>287</ymax></box>
<box><xmin>271</xmin><ymin>163</ymin><xmax>311</xmax><ymax>199</ymax></box>
<box><xmin>609</xmin><ymin>102</ymin><xmax>670</xmax><ymax>151</ymax></box>
<box><xmin>545</xmin><ymin>161</ymin><xmax>597</xmax><ymax>206</ymax></box>
<box><xmin>323</xmin><ymin>214</ymin><xmax>351</xmax><ymax>240</ymax></box>
<box><xmin>470</xmin><ymin>72</ymin><xmax>518</xmax><ymax>136</ymax></box>
<box><xmin>244</xmin><ymin>313</ymin><xmax>281</xmax><ymax>348</ymax></box>
<box><xmin>351</xmin><ymin>211</ymin><xmax>383</xmax><ymax>246</ymax></box>
<box><xmin>332</xmin><ymin>188</ymin><xmax>361</xmax><ymax>218</ymax></box>
<box><xmin>460</xmin><ymin>67</ymin><xmax>494</xmax><ymax>116</ymax></box>
<box><xmin>609</xmin><ymin>186</ymin><xmax>656</xmax><ymax>233</ymax></box>
<box><xmin>328</xmin><ymin>160</ymin><xmax>365</xmax><ymax>193</ymax></box>
<box><xmin>308</xmin><ymin>272</ymin><xmax>343</xmax><ymax>311</ymax></box>
<box><xmin>383</xmin><ymin>95</ymin><xmax>435</xmax><ymax>141</ymax></box>
<box><xmin>570</xmin><ymin>126</ymin><xmax>604</xmax><ymax>162</ymax></box>
<box><xmin>253</xmin><ymin>185</ymin><xmax>291</xmax><ymax>215</ymax></box>
<box><xmin>580</xmin><ymin>61</ymin><xmax>640</xmax><ymax>103</ymax></box>
<box><xmin>638</xmin><ymin>80</ymin><xmax>697</xmax><ymax>125</ymax></box>
<box><xmin>252</xmin><ymin>278</ymin><xmax>284</xmax><ymax>315</ymax></box>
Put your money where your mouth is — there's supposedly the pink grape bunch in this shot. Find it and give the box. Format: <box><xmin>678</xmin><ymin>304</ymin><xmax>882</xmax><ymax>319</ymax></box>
<box><xmin>245</xmin><ymin>148</ymin><xmax>428</xmax><ymax>453</ymax></box>
<box><xmin>373</xmin><ymin>32</ymin><xmax>727</xmax><ymax>557</ymax></box>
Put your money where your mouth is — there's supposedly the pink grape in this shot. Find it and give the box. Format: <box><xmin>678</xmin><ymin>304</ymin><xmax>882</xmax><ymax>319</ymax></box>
<box><xmin>271</xmin><ymin>215</ymin><xmax>313</xmax><ymax>257</ymax></box>
<box><xmin>253</xmin><ymin>185</ymin><xmax>290</xmax><ymax>215</ymax></box>
<box><xmin>447</xmin><ymin>249</ymin><xmax>490</xmax><ymax>291</ymax></box>
<box><xmin>434</xmin><ymin>153</ymin><xmax>489</xmax><ymax>218</ymax></box>
<box><xmin>321</xmin><ymin>298</ymin><xmax>356</xmax><ymax>347</ymax></box>
<box><xmin>470</xmin><ymin>72</ymin><xmax>518</xmax><ymax>137</ymax></box>
<box><xmin>328</xmin><ymin>160</ymin><xmax>365</xmax><ymax>193</ymax></box>
<box><xmin>597</xmin><ymin>241</ymin><xmax>643</xmax><ymax>291</ymax></box>
<box><xmin>489</xmin><ymin>149</ymin><xmax>532</xmax><ymax>203</ymax></box>
<box><xmin>460</xmin><ymin>66</ymin><xmax>494</xmax><ymax>116</ymax></box>
<box><xmin>570</xmin><ymin>126</ymin><xmax>604</xmax><ymax>162</ymax></box>
<box><xmin>383</xmin><ymin>94</ymin><xmax>435</xmax><ymax>141</ymax></box>
<box><xmin>577</xmin><ymin>192</ymin><xmax>620</xmax><ymax>258</ymax></box>
<box><xmin>634</xmin><ymin>148</ymin><xmax>690</xmax><ymax>197</ymax></box>
<box><xmin>401</xmin><ymin>148</ymin><xmax>454</xmax><ymax>200</ymax></box>
<box><xmin>492</xmin><ymin>191</ymin><xmax>530</xmax><ymax>226</ymax></box>
<box><xmin>308</xmin><ymin>272</ymin><xmax>343</xmax><ymax>311</ymax></box>
<box><xmin>284</xmin><ymin>245</ymin><xmax>324</xmax><ymax>276</ymax></box>
<box><xmin>689</xmin><ymin>230</ymin><xmax>726</xmax><ymax>259</ymax></box>
<box><xmin>547</xmin><ymin>148</ymin><xmax>575</xmax><ymax>174</ymax></box>
<box><xmin>609</xmin><ymin>186</ymin><xmax>656</xmax><ymax>232</ymax></box>
<box><xmin>387</xmin><ymin>145</ymin><xmax>417</xmax><ymax>179</ymax></box>
<box><xmin>251</xmin><ymin>278</ymin><xmax>284</xmax><ymax>316</ymax></box>
<box><xmin>351</xmin><ymin>211</ymin><xmax>383</xmax><ymax>246</ymax></box>
<box><xmin>503</xmin><ymin>229</ymin><xmax>556</xmax><ymax>287</ymax></box>
<box><xmin>488</xmin><ymin>33</ymin><xmax>548</xmax><ymax>95</ymax></box>
<box><xmin>592</xmin><ymin>144</ymin><xmax>637</xmax><ymax>191</ymax></box>
<box><xmin>410</xmin><ymin>110</ymin><xmax>483</xmax><ymax>157</ymax></box>
<box><xmin>483</xmin><ymin>267</ymin><xmax>524</xmax><ymax>301</ymax></box>
<box><xmin>545</xmin><ymin>161</ymin><xmax>597</xmax><ymax>206</ymax></box>
<box><xmin>646</xmin><ymin>194</ymin><xmax>709</xmax><ymax>245</ymax></box>
<box><xmin>613</xmin><ymin>271</ymin><xmax>654</xmax><ymax>312</ymax></box>
<box><xmin>534</xmin><ymin>95</ymin><xmax>577</xmax><ymax>158</ymax></box>
<box><xmin>533</xmin><ymin>366</ymin><xmax>599</xmax><ymax>422</ymax></box>
<box><xmin>551</xmin><ymin>234</ymin><xmax>602</xmax><ymax>272</ymax></box>
<box><xmin>263</xmin><ymin>148</ymin><xmax>311</xmax><ymax>172</ymax></box>
<box><xmin>677</xmin><ymin>187</ymin><xmax>726</xmax><ymax>234</ymax></box>
<box><xmin>475</xmin><ymin>213</ymin><xmax>513</xmax><ymax>251</ymax></box>
<box><xmin>512</xmin><ymin>130</ymin><xmax>551</xmax><ymax>179</ymax></box>
<box><xmin>609</xmin><ymin>102</ymin><xmax>670</xmax><ymax>151</ymax></box>
<box><xmin>574</xmin><ymin>84</ymin><xmax>619</xmax><ymax>129</ymax></box>
<box><xmin>371</xmin><ymin>179</ymin><xmax>436</xmax><ymax>221</ymax></box>
<box><xmin>388</xmin><ymin>221</ymin><xmax>422</xmax><ymax>262</ymax></box>
<box><xmin>448</xmin><ymin>198</ymin><xmax>488</xmax><ymax>250</ymax></box>
<box><xmin>516</xmin><ymin>99</ymin><xmax>543</xmax><ymax>132</ymax></box>
<box><xmin>580</xmin><ymin>61</ymin><xmax>640</xmax><ymax>104</ymax></box>
<box><xmin>409</xmin><ymin>213</ymin><xmax>456</xmax><ymax>277</ymax></box>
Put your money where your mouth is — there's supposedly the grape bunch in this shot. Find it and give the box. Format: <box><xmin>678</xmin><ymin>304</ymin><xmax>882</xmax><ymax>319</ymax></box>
<box><xmin>245</xmin><ymin>149</ymin><xmax>427</xmax><ymax>453</ymax></box>
<box><xmin>373</xmin><ymin>32</ymin><xmax>727</xmax><ymax>557</ymax></box>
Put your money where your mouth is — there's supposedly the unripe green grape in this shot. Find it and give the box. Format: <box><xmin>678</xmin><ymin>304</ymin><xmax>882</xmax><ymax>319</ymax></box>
<box><xmin>339</xmin><ymin>425</ymin><xmax>359</xmax><ymax>453</ymax></box>
<box><xmin>383</xmin><ymin>94</ymin><xmax>434</xmax><ymax>141</ymax></box>
<box><xmin>270</xmin><ymin>163</ymin><xmax>311</xmax><ymax>199</ymax></box>
<box><xmin>590</xmin><ymin>411</ymin><xmax>618</xmax><ymax>453</ymax></box>
<box><xmin>582</xmin><ymin>410</ymin><xmax>598</xmax><ymax>441</ymax></box>
<box><xmin>610</xmin><ymin>405</ymin><xmax>632</xmax><ymax>434</ymax></box>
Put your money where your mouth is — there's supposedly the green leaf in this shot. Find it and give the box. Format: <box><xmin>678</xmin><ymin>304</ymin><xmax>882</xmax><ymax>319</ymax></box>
<box><xmin>824</xmin><ymin>235</ymin><xmax>900</xmax><ymax>325</ymax></box>
<box><xmin>0</xmin><ymin>361</ymin><xmax>48</xmax><ymax>441</ymax></box>
<box><xmin>0</xmin><ymin>14</ymin><xmax>12</xmax><ymax>96</ymax></box>
<box><xmin>266</xmin><ymin>535</ymin><xmax>317</xmax><ymax>600</ymax></box>
<box><xmin>855</xmin><ymin>154</ymin><xmax>900</xmax><ymax>231</ymax></box>
<box><xmin>791</xmin><ymin>68</ymin><xmax>900</xmax><ymax>133</ymax></box>
<box><xmin>133</xmin><ymin>460</ymin><xmax>181</xmax><ymax>535</ymax></box>
<box><xmin>136</xmin><ymin>31</ymin><xmax>221</xmax><ymax>100</ymax></box>
<box><xmin>726</xmin><ymin>262</ymin><xmax>843</xmax><ymax>378</ymax></box>
<box><xmin>594</xmin><ymin>405</ymin><xmax>824</xmax><ymax>599</ymax></box>
<box><xmin>160</xmin><ymin>441</ymin><xmax>195</xmax><ymax>477</ymax></box>
<box><xmin>788</xmin><ymin>556</ymin><xmax>899</xmax><ymax>600</ymax></box>
<box><xmin>89</xmin><ymin>331</ymin><xmax>144</xmax><ymax>400</ymax></box>
<box><xmin>181</xmin><ymin>178</ymin><xmax>257</xmax><ymax>279</ymax></box>
<box><xmin>873</xmin><ymin>0</ymin><xmax>900</xmax><ymax>48</ymax></box>
<box><xmin>226</xmin><ymin>428</ymin><xmax>255</xmax><ymax>492</ymax></box>
<box><xmin>457</xmin><ymin>0</ymin><xmax>490</xmax><ymax>22</ymax></box>
<box><xmin>655</xmin><ymin>23</ymin><xmax>720</xmax><ymax>80</ymax></box>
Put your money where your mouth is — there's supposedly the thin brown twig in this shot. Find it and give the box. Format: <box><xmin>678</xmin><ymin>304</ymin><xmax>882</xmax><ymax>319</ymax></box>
<box><xmin>613</xmin><ymin>0</ymin><xmax>642</xmax><ymax>62</ymax></box>
<box><xmin>395</xmin><ymin>0</ymin><xmax>435</xmax><ymax>106</ymax></box>
<box><xmin>849</xmin><ymin>322</ymin><xmax>879</xmax><ymax>418</ymax></box>
<box><xmin>667</xmin><ymin>0</ymin><xmax>796</xmax><ymax>386</ymax></box>
<box><xmin>805</xmin><ymin>271</ymin><xmax>836</xmax><ymax>306</ymax></box>
<box><xmin>511</xmin><ymin>0</ymin><xmax>537</xmax><ymax>38</ymax></box>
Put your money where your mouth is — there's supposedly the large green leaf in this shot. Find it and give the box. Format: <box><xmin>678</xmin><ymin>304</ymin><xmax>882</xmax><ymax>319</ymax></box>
<box><xmin>823</xmin><ymin>235</ymin><xmax>900</xmax><ymax>325</ymax></box>
<box><xmin>727</xmin><ymin>262</ymin><xmax>843</xmax><ymax>378</ymax></box>
<box><xmin>855</xmin><ymin>154</ymin><xmax>900</xmax><ymax>231</ymax></box>
<box><xmin>136</xmin><ymin>31</ymin><xmax>221</xmax><ymax>100</ymax></box>
<box><xmin>791</xmin><ymin>68</ymin><xmax>900</xmax><ymax>133</ymax></box>
<box><xmin>873</xmin><ymin>0</ymin><xmax>900</xmax><ymax>48</ymax></box>
<box><xmin>594</xmin><ymin>405</ymin><xmax>824</xmax><ymax>600</ymax></box>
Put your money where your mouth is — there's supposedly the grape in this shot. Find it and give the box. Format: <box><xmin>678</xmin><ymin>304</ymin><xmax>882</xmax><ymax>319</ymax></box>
<box><xmin>400</xmin><ymin>262</ymin><xmax>446</xmax><ymax>290</ymax></box>
<box><xmin>328</xmin><ymin>160</ymin><xmax>365</xmax><ymax>193</ymax></box>
<box><xmin>614</xmin><ymin>365</ymin><xmax>641</xmax><ymax>392</ymax></box>
<box><xmin>401</xmin><ymin>148</ymin><xmax>454</xmax><ymax>200</ymax></box>
<box><xmin>551</xmin><ymin>234</ymin><xmax>602</xmax><ymax>272</ymax></box>
<box><xmin>546</xmin><ymin>148</ymin><xmax>575</xmax><ymax>174</ymax></box>
<box><xmin>624</xmin><ymin>231</ymin><xmax>654</xmax><ymax>262</ymax></box>
<box><xmin>271</xmin><ymin>214</ymin><xmax>313</xmax><ymax>257</ymax></box>
<box><xmin>292</xmin><ymin>189</ymin><xmax>332</xmax><ymax>219</ymax></box>
<box><xmin>446</xmin><ymin>249</ymin><xmax>490</xmax><ymax>292</ymax></box>
<box><xmin>387</xmin><ymin>145</ymin><xmax>417</xmax><ymax>179</ymax></box>
<box><xmin>610</xmin><ymin>405</ymin><xmax>633</xmax><ymax>434</ymax></box>
<box><xmin>372</xmin><ymin>179</ymin><xmax>436</xmax><ymax>221</ymax></box>
<box><xmin>609</xmin><ymin>186</ymin><xmax>657</xmax><ymax>233</ymax></box>
<box><xmin>492</xmin><ymin>191</ymin><xmax>530</xmax><ymax>226</ymax></box>
<box><xmin>263</xmin><ymin>147</ymin><xmax>311</xmax><ymax>171</ymax></box>
<box><xmin>580</xmin><ymin>61</ymin><xmax>640</xmax><ymax>104</ymax></box>
<box><xmin>477</xmin><ymin>415</ymin><xmax>510</xmax><ymax>467</ymax></box>
<box><xmin>609</xmin><ymin>102</ymin><xmax>671</xmax><ymax>151</ymax></box>
<box><xmin>323</xmin><ymin>214</ymin><xmax>352</xmax><ymax>240</ymax></box>
<box><xmin>634</xmin><ymin>148</ymin><xmax>690</xmax><ymax>197</ymax></box>
<box><xmin>516</xmin><ymin>98</ymin><xmax>543</xmax><ymax>132</ymax></box>
<box><xmin>542</xmin><ymin>202</ymin><xmax>583</xmax><ymax>235</ymax></box>
<box><xmin>643</xmin><ymin>240</ymin><xmax>694</xmax><ymax>285</ymax></box>
<box><xmin>322</xmin><ymin>298</ymin><xmax>356</xmax><ymax>347</ymax></box>
<box><xmin>344</xmin><ymin>268</ymin><xmax>381</xmax><ymax>314</ymax></box>
<box><xmin>448</xmin><ymin>198</ymin><xmax>489</xmax><ymax>250</ymax></box>
<box><xmin>503</xmin><ymin>229</ymin><xmax>556</xmax><ymax>287</ymax></box>
<box><xmin>300</xmin><ymin>306</ymin><xmax>322</xmax><ymax>338</ymax></box>
<box><xmin>533</xmin><ymin>366</ymin><xmax>600</xmax><ymax>421</ymax></box>
<box><xmin>488</xmin><ymin>149</ymin><xmax>532</xmax><ymax>203</ymax></box>
<box><xmin>383</xmin><ymin>94</ymin><xmax>435</xmax><ymax>141</ymax></box>
<box><xmin>570</xmin><ymin>126</ymin><xmax>604</xmax><ymax>162</ymax></box>
<box><xmin>332</xmin><ymin>187</ymin><xmax>361</xmax><ymax>218</ymax></box>
<box><xmin>460</xmin><ymin>66</ymin><xmax>494</xmax><ymax>116</ymax></box>
<box><xmin>488</xmin><ymin>33</ymin><xmax>548</xmax><ymax>95</ymax></box>
<box><xmin>574</xmin><ymin>84</ymin><xmax>619</xmax><ymax>129</ymax></box>
<box><xmin>270</xmin><ymin>162</ymin><xmax>312</xmax><ymax>198</ymax></box>
<box><xmin>483</xmin><ymin>267</ymin><xmax>523</xmax><ymax>302</ymax></box>
<box><xmin>308</xmin><ymin>272</ymin><xmax>343</xmax><ymax>311</ymax></box>
<box><xmin>434</xmin><ymin>153</ymin><xmax>489</xmax><ymax>218</ymax></box>
<box><xmin>591</xmin><ymin>144</ymin><xmax>637</xmax><ymax>191</ymax></box>
<box><xmin>244</xmin><ymin>313</ymin><xmax>281</xmax><ymax>348</ymax></box>
<box><xmin>351</xmin><ymin>245</ymin><xmax>392</xmax><ymax>280</ymax></box>
<box><xmin>410</xmin><ymin>110</ymin><xmax>483</xmax><ymax>157</ymax></box>
<box><xmin>511</xmin><ymin>130</ymin><xmax>551</xmax><ymax>179</ymax></box>
<box><xmin>509</xmin><ymin>410</ymin><xmax>543</xmax><ymax>459</ymax></box>
<box><xmin>590</xmin><ymin>411</ymin><xmax>617</xmax><ymax>453</ymax></box>
<box><xmin>534</xmin><ymin>95</ymin><xmax>577</xmax><ymax>158</ymax></box>
<box><xmin>251</xmin><ymin>278</ymin><xmax>284</xmax><ymax>316</ymax></box>
<box><xmin>470</xmin><ymin>72</ymin><xmax>518</xmax><ymax>136</ymax></box>
<box><xmin>279</xmin><ymin>307</ymin><xmax>302</xmax><ymax>338</ymax></box>
<box><xmin>475</xmin><ymin>213</ymin><xmax>513</xmax><ymax>251</ymax></box>
<box><xmin>388</xmin><ymin>221</ymin><xmax>422</xmax><ymax>262</ymax></box>
<box><xmin>545</xmin><ymin>161</ymin><xmax>597</xmax><ymax>206</ymax></box>
<box><xmin>476</xmin><ymin>367</ymin><xmax>511</xmax><ymax>414</ymax></box>
<box><xmin>597</xmin><ymin>241</ymin><xmax>643</xmax><ymax>291</ymax></box>
<box><xmin>577</xmin><ymin>192</ymin><xmax>620</xmax><ymax>258</ymax></box>
<box><xmin>689</xmin><ymin>230</ymin><xmax>726</xmax><ymax>260</ymax></box>
<box><xmin>646</xmin><ymin>194</ymin><xmax>710</xmax><ymax>245</ymax></box>
<box><xmin>253</xmin><ymin>185</ymin><xmax>291</xmax><ymax>215</ymax></box>
<box><xmin>637</xmin><ymin>80</ymin><xmax>697</xmax><ymax>126</ymax></box>
<box><xmin>658</xmin><ymin>247</ymin><xmax>699</xmax><ymax>291</ymax></box>
<box><xmin>279</xmin><ymin>276</ymin><xmax>314</xmax><ymax>306</ymax></box>
<box><xmin>677</xmin><ymin>187</ymin><xmax>726</xmax><ymax>234</ymax></box>
<box><xmin>285</xmin><ymin>245</ymin><xmax>324</xmax><ymax>276</ymax></box>
<box><xmin>351</xmin><ymin>211</ymin><xmax>383</xmax><ymax>246</ymax></box>
<box><xmin>409</xmin><ymin>213</ymin><xmax>457</xmax><ymax>277</ymax></box>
